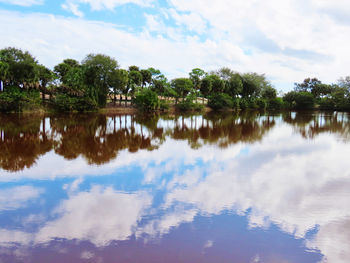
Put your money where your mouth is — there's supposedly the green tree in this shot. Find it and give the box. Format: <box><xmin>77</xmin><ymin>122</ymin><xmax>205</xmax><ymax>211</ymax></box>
<box><xmin>171</xmin><ymin>78</ymin><xmax>193</xmax><ymax>103</ymax></box>
<box><xmin>128</xmin><ymin>70</ymin><xmax>143</xmax><ymax>95</ymax></box>
<box><xmin>54</xmin><ymin>59</ymin><xmax>80</xmax><ymax>85</ymax></box>
<box><xmin>294</xmin><ymin>78</ymin><xmax>322</xmax><ymax>93</ymax></box>
<box><xmin>148</xmin><ymin>68</ymin><xmax>170</xmax><ymax>96</ymax></box>
<box><xmin>338</xmin><ymin>76</ymin><xmax>350</xmax><ymax>93</ymax></box>
<box><xmin>82</xmin><ymin>54</ymin><xmax>119</xmax><ymax>107</ymax></box>
<box><xmin>330</xmin><ymin>85</ymin><xmax>350</xmax><ymax>110</ymax></box>
<box><xmin>312</xmin><ymin>83</ymin><xmax>333</xmax><ymax>98</ymax></box>
<box><xmin>63</xmin><ymin>66</ymin><xmax>87</xmax><ymax>95</ymax></box>
<box><xmin>0</xmin><ymin>47</ymin><xmax>39</xmax><ymax>89</ymax></box>
<box><xmin>128</xmin><ymin>65</ymin><xmax>140</xmax><ymax>72</ymax></box>
<box><xmin>0</xmin><ymin>61</ymin><xmax>9</xmax><ymax>91</ymax></box>
<box><xmin>140</xmin><ymin>69</ymin><xmax>152</xmax><ymax>87</ymax></box>
<box><xmin>133</xmin><ymin>89</ymin><xmax>160</xmax><ymax>111</ymax></box>
<box><xmin>224</xmin><ymin>73</ymin><xmax>243</xmax><ymax>98</ymax></box>
<box><xmin>214</xmin><ymin>67</ymin><xmax>235</xmax><ymax>80</ymax></box>
<box><xmin>189</xmin><ymin>68</ymin><xmax>206</xmax><ymax>92</ymax></box>
<box><xmin>208</xmin><ymin>93</ymin><xmax>234</xmax><ymax>110</ymax></box>
<box><xmin>209</xmin><ymin>74</ymin><xmax>225</xmax><ymax>93</ymax></box>
<box><xmin>283</xmin><ymin>91</ymin><xmax>315</xmax><ymax>109</ymax></box>
<box><xmin>110</xmin><ymin>69</ymin><xmax>129</xmax><ymax>105</ymax></box>
<box><xmin>37</xmin><ymin>65</ymin><xmax>55</xmax><ymax>101</ymax></box>
<box><xmin>200</xmin><ymin>76</ymin><xmax>212</xmax><ymax>99</ymax></box>
<box><xmin>241</xmin><ymin>73</ymin><xmax>270</xmax><ymax>98</ymax></box>
<box><xmin>261</xmin><ymin>86</ymin><xmax>277</xmax><ymax>99</ymax></box>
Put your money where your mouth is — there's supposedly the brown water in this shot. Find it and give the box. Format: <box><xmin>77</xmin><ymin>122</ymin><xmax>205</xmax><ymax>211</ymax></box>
<box><xmin>0</xmin><ymin>111</ymin><xmax>349</xmax><ymax>263</ymax></box>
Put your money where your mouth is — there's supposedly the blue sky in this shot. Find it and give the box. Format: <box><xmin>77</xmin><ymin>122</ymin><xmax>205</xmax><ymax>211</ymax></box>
<box><xmin>1</xmin><ymin>0</ymin><xmax>350</xmax><ymax>91</ymax></box>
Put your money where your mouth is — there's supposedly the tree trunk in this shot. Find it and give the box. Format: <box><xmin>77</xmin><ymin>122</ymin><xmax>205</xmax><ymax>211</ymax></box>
<box><xmin>42</xmin><ymin>87</ymin><xmax>45</xmax><ymax>102</ymax></box>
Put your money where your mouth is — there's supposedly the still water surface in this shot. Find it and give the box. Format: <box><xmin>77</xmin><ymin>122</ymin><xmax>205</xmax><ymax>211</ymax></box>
<box><xmin>0</xmin><ymin>111</ymin><xmax>349</xmax><ymax>263</ymax></box>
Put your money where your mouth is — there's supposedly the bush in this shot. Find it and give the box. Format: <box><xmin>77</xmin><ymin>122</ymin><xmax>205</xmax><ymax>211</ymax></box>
<box><xmin>248</xmin><ymin>98</ymin><xmax>259</xmax><ymax>109</ymax></box>
<box><xmin>73</xmin><ymin>96</ymin><xmax>98</xmax><ymax>112</ymax></box>
<box><xmin>176</xmin><ymin>93</ymin><xmax>204</xmax><ymax>112</ymax></box>
<box><xmin>267</xmin><ymin>97</ymin><xmax>284</xmax><ymax>110</ymax></box>
<box><xmin>239</xmin><ymin>98</ymin><xmax>249</xmax><ymax>110</ymax></box>
<box><xmin>208</xmin><ymin>93</ymin><xmax>233</xmax><ymax>110</ymax></box>
<box><xmin>159</xmin><ymin>100</ymin><xmax>170</xmax><ymax>111</ymax></box>
<box><xmin>283</xmin><ymin>91</ymin><xmax>315</xmax><ymax>110</ymax></box>
<box><xmin>133</xmin><ymin>89</ymin><xmax>160</xmax><ymax>111</ymax></box>
<box><xmin>53</xmin><ymin>93</ymin><xmax>98</xmax><ymax>112</ymax></box>
<box><xmin>176</xmin><ymin>99</ymin><xmax>204</xmax><ymax>112</ymax></box>
<box><xmin>232</xmin><ymin>98</ymin><xmax>240</xmax><ymax>109</ymax></box>
<box><xmin>318</xmin><ymin>97</ymin><xmax>335</xmax><ymax>110</ymax></box>
<box><xmin>295</xmin><ymin>92</ymin><xmax>315</xmax><ymax>109</ymax></box>
<box><xmin>22</xmin><ymin>90</ymin><xmax>41</xmax><ymax>110</ymax></box>
<box><xmin>0</xmin><ymin>87</ymin><xmax>24</xmax><ymax>112</ymax></box>
<box><xmin>176</xmin><ymin>100</ymin><xmax>193</xmax><ymax>111</ymax></box>
<box><xmin>256</xmin><ymin>98</ymin><xmax>267</xmax><ymax>109</ymax></box>
<box><xmin>0</xmin><ymin>87</ymin><xmax>41</xmax><ymax>112</ymax></box>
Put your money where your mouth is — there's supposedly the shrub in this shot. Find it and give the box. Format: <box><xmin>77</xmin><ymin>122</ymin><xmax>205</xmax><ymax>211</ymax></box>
<box><xmin>239</xmin><ymin>98</ymin><xmax>249</xmax><ymax>110</ymax></box>
<box><xmin>159</xmin><ymin>100</ymin><xmax>170</xmax><ymax>111</ymax></box>
<box><xmin>176</xmin><ymin>100</ymin><xmax>203</xmax><ymax>111</ymax></box>
<box><xmin>176</xmin><ymin>100</ymin><xmax>193</xmax><ymax>111</ymax></box>
<box><xmin>53</xmin><ymin>93</ymin><xmax>98</xmax><ymax>112</ymax></box>
<box><xmin>318</xmin><ymin>97</ymin><xmax>335</xmax><ymax>110</ymax></box>
<box><xmin>0</xmin><ymin>87</ymin><xmax>24</xmax><ymax>112</ymax></box>
<box><xmin>283</xmin><ymin>91</ymin><xmax>315</xmax><ymax>110</ymax></box>
<box><xmin>208</xmin><ymin>93</ymin><xmax>233</xmax><ymax>110</ymax></box>
<box><xmin>0</xmin><ymin>87</ymin><xmax>41</xmax><ymax>112</ymax></box>
<box><xmin>248</xmin><ymin>98</ymin><xmax>259</xmax><ymax>109</ymax></box>
<box><xmin>232</xmin><ymin>98</ymin><xmax>240</xmax><ymax>109</ymax></box>
<box><xmin>22</xmin><ymin>90</ymin><xmax>41</xmax><ymax>110</ymax></box>
<box><xmin>176</xmin><ymin>93</ymin><xmax>204</xmax><ymax>111</ymax></box>
<box><xmin>295</xmin><ymin>92</ymin><xmax>315</xmax><ymax>109</ymax></box>
<box><xmin>133</xmin><ymin>89</ymin><xmax>160</xmax><ymax>111</ymax></box>
<box><xmin>267</xmin><ymin>97</ymin><xmax>284</xmax><ymax>110</ymax></box>
<box><xmin>256</xmin><ymin>98</ymin><xmax>267</xmax><ymax>109</ymax></box>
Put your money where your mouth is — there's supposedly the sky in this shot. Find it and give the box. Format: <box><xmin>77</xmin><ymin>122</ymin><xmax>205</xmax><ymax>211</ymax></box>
<box><xmin>0</xmin><ymin>0</ymin><xmax>350</xmax><ymax>91</ymax></box>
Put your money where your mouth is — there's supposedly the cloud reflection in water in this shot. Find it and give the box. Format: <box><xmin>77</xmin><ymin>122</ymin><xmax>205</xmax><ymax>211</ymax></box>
<box><xmin>0</xmin><ymin>111</ymin><xmax>349</xmax><ymax>262</ymax></box>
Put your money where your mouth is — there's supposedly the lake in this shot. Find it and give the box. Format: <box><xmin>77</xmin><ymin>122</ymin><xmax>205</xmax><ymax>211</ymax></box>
<box><xmin>0</xmin><ymin>111</ymin><xmax>349</xmax><ymax>263</ymax></box>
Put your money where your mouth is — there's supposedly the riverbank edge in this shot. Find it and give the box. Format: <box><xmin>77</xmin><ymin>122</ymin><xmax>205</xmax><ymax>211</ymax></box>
<box><xmin>2</xmin><ymin>105</ymin><xmax>214</xmax><ymax>115</ymax></box>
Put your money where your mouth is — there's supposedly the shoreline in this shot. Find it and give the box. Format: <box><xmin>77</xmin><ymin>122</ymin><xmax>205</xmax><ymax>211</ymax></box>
<box><xmin>0</xmin><ymin>105</ymin><xmax>214</xmax><ymax>115</ymax></box>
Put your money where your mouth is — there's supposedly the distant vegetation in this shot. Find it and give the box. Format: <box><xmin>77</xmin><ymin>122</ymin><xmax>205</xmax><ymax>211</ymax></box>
<box><xmin>1</xmin><ymin>47</ymin><xmax>350</xmax><ymax>112</ymax></box>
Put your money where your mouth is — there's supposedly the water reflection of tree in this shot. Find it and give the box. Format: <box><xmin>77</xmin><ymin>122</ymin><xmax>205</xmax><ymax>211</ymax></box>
<box><xmin>2</xmin><ymin>111</ymin><xmax>349</xmax><ymax>172</ymax></box>
<box><xmin>283</xmin><ymin>111</ymin><xmax>350</xmax><ymax>140</ymax></box>
<box><xmin>169</xmin><ymin>111</ymin><xmax>276</xmax><ymax>149</ymax></box>
<box><xmin>51</xmin><ymin>114</ymin><xmax>160</xmax><ymax>164</ymax></box>
<box><xmin>0</xmin><ymin>114</ymin><xmax>53</xmax><ymax>172</ymax></box>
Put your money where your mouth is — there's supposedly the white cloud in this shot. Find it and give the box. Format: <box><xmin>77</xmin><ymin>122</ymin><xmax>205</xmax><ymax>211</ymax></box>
<box><xmin>0</xmin><ymin>186</ymin><xmax>43</xmax><ymax>211</ymax></box>
<box><xmin>35</xmin><ymin>186</ymin><xmax>152</xmax><ymax>246</ymax></box>
<box><xmin>0</xmin><ymin>6</ymin><xmax>349</xmax><ymax>90</ymax></box>
<box><xmin>62</xmin><ymin>0</ymin><xmax>154</xmax><ymax>17</ymax></box>
<box><xmin>80</xmin><ymin>250</ymin><xmax>95</xmax><ymax>259</ymax></box>
<box><xmin>168</xmin><ymin>8</ymin><xmax>207</xmax><ymax>34</ymax></box>
<box><xmin>61</xmin><ymin>2</ymin><xmax>83</xmax><ymax>17</ymax></box>
<box><xmin>0</xmin><ymin>0</ymin><xmax>43</xmax><ymax>6</ymax></box>
<box><xmin>1</xmin><ymin>0</ymin><xmax>350</xmax><ymax>88</ymax></box>
<box><xmin>166</xmin><ymin>0</ymin><xmax>350</xmax><ymax>84</ymax></box>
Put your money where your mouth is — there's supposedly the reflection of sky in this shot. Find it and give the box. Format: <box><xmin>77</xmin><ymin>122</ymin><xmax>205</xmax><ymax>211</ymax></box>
<box><xmin>0</xmin><ymin>115</ymin><xmax>350</xmax><ymax>262</ymax></box>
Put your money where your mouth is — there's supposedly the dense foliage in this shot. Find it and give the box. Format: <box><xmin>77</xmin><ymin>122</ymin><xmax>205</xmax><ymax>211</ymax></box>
<box><xmin>1</xmin><ymin>47</ymin><xmax>350</xmax><ymax>112</ymax></box>
<box><xmin>133</xmin><ymin>89</ymin><xmax>160</xmax><ymax>111</ymax></box>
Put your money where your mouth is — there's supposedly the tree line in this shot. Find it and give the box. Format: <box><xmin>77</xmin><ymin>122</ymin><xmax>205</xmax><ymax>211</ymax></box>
<box><xmin>1</xmin><ymin>47</ymin><xmax>350</xmax><ymax>112</ymax></box>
